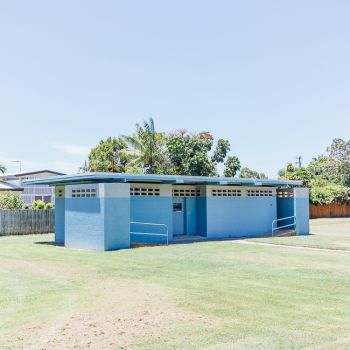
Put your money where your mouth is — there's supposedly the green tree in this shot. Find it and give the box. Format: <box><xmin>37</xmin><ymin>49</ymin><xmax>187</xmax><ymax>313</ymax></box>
<box><xmin>239</xmin><ymin>167</ymin><xmax>268</xmax><ymax>179</ymax></box>
<box><xmin>88</xmin><ymin>137</ymin><xmax>131</xmax><ymax>172</ymax></box>
<box><xmin>0</xmin><ymin>163</ymin><xmax>6</xmax><ymax>173</ymax></box>
<box><xmin>327</xmin><ymin>138</ymin><xmax>350</xmax><ymax>186</ymax></box>
<box><xmin>0</xmin><ymin>192</ymin><xmax>23</xmax><ymax>209</ymax></box>
<box><xmin>308</xmin><ymin>155</ymin><xmax>333</xmax><ymax>177</ymax></box>
<box><xmin>310</xmin><ymin>182</ymin><xmax>350</xmax><ymax>205</ymax></box>
<box><xmin>224</xmin><ymin>156</ymin><xmax>241</xmax><ymax>177</ymax></box>
<box><xmin>280</xmin><ymin>165</ymin><xmax>314</xmax><ymax>187</ymax></box>
<box><xmin>123</xmin><ymin>118</ymin><xmax>168</xmax><ymax>174</ymax></box>
<box><xmin>211</xmin><ymin>139</ymin><xmax>230</xmax><ymax>163</ymax></box>
<box><xmin>166</xmin><ymin>130</ymin><xmax>216</xmax><ymax>176</ymax></box>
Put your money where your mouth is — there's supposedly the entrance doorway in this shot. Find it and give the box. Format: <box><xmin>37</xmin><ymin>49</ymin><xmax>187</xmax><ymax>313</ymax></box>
<box><xmin>173</xmin><ymin>197</ymin><xmax>185</xmax><ymax>235</ymax></box>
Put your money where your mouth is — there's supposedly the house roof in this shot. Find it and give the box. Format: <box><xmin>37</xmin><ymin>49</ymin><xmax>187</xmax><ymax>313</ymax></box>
<box><xmin>23</xmin><ymin>172</ymin><xmax>302</xmax><ymax>187</ymax></box>
<box><xmin>0</xmin><ymin>181</ymin><xmax>23</xmax><ymax>191</ymax></box>
<box><xmin>0</xmin><ymin>170</ymin><xmax>65</xmax><ymax>180</ymax></box>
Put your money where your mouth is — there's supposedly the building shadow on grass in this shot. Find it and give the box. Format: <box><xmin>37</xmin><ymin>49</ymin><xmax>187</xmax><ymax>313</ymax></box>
<box><xmin>35</xmin><ymin>241</ymin><xmax>63</xmax><ymax>247</ymax></box>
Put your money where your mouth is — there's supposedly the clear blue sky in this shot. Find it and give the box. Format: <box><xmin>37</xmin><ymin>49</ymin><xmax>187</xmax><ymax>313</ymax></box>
<box><xmin>0</xmin><ymin>1</ymin><xmax>349</xmax><ymax>177</ymax></box>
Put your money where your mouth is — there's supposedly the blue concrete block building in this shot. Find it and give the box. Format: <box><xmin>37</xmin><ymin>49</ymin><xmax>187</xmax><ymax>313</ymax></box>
<box><xmin>25</xmin><ymin>173</ymin><xmax>309</xmax><ymax>250</ymax></box>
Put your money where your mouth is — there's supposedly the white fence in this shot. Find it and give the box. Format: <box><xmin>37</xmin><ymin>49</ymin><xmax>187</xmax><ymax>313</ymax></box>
<box><xmin>0</xmin><ymin>209</ymin><xmax>55</xmax><ymax>235</ymax></box>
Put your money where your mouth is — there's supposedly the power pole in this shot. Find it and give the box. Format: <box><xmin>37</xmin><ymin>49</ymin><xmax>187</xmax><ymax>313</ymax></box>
<box><xmin>295</xmin><ymin>156</ymin><xmax>302</xmax><ymax>168</ymax></box>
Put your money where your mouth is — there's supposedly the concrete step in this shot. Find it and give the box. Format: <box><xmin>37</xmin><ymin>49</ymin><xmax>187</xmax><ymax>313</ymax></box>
<box><xmin>273</xmin><ymin>229</ymin><xmax>296</xmax><ymax>237</ymax></box>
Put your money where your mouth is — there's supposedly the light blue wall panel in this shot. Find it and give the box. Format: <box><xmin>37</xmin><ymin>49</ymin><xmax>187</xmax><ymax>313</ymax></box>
<box><xmin>104</xmin><ymin>197</ymin><xmax>130</xmax><ymax>250</ymax></box>
<box><xmin>130</xmin><ymin>197</ymin><xmax>173</xmax><ymax>243</ymax></box>
<box><xmin>65</xmin><ymin>198</ymin><xmax>105</xmax><ymax>250</ymax></box>
<box><xmin>196</xmin><ymin>197</ymin><xmax>207</xmax><ymax>236</ymax></box>
<box><xmin>54</xmin><ymin>196</ymin><xmax>65</xmax><ymax>244</ymax></box>
<box><xmin>294</xmin><ymin>188</ymin><xmax>310</xmax><ymax>235</ymax></box>
<box><xmin>206</xmin><ymin>197</ymin><xmax>277</xmax><ymax>238</ymax></box>
<box><xmin>186</xmin><ymin>197</ymin><xmax>197</xmax><ymax>235</ymax></box>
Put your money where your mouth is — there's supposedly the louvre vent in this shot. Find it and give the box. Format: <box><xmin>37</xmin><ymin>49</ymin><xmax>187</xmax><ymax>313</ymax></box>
<box><xmin>173</xmin><ymin>188</ymin><xmax>200</xmax><ymax>197</ymax></box>
<box><xmin>211</xmin><ymin>189</ymin><xmax>242</xmax><ymax>197</ymax></box>
<box><xmin>130</xmin><ymin>187</ymin><xmax>160</xmax><ymax>196</ymax></box>
<box><xmin>247</xmin><ymin>190</ymin><xmax>273</xmax><ymax>197</ymax></box>
<box><xmin>71</xmin><ymin>188</ymin><xmax>97</xmax><ymax>198</ymax></box>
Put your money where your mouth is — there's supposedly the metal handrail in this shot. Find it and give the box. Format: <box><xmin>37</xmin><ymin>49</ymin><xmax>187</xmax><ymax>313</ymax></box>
<box><xmin>272</xmin><ymin>216</ymin><xmax>296</xmax><ymax>236</ymax></box>
<box><xmin>130</xmin><ymin>221</ymin><xmax>169</xmax><ymax>245</ymax></box>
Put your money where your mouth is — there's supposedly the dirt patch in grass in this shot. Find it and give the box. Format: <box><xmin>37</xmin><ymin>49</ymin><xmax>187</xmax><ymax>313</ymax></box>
<box><xmin>1</xmin><ymin>278</ymin><xmax>213</xmax><ymax>350</ymax></box>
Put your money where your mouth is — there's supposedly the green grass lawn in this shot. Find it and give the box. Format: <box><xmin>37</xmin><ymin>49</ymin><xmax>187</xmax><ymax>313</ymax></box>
<box><xmin>252</xmin><ymin>218</ymin><xmax>350</xmax><ymax>250</ymax></box>
<box><xmin>1</xmin><ymin>219</ymin><xmax>350</xmax><ymax>349</ymax></box>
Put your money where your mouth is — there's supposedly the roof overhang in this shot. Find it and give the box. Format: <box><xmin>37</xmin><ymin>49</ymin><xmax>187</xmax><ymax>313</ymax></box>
<box><xmin>23</xmin><ymin>172</ymin><xmax>303</xmax><ymax>187</ymax></box>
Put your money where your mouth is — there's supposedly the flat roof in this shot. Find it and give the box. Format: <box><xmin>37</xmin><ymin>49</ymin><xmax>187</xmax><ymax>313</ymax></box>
<box><xmin>23</xmin><ymin>172</ymin><xmax>302</xmax><ymax>187</ymax></box>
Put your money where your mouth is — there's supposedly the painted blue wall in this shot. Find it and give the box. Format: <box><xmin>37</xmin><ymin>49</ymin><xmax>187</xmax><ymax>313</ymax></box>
<box><xmin>54</xmin><ymin>196</ymin><xmax>65</xmax><ymax>244</ymax></box>
<box><xmin>196</xmin><ymin>196</ymin><xmax>207</xmax><ymax>236</ymax></box>
<box><xmin>294</xmin><ymin>188</ymin><xmax>310</xmax><ymax>235</ymax></box>
<box><xmin>130</xmin><ymin>197</ymin><xmax>173</xmax><ymax>243</ymax></box>
<box><xmin>185</xmin><ymin>197</ymin><xmax>197</xmax><ymax>235</ymax></box>
<box><xmin>104</xmin><ymin>197</ymin><xmax>130</xmax><ymax>250</ymax></box>
<box><xmin>276</xmin><ymin>198</ymin><xmax>295</xmax><ymax>228</ymax></box>
<box><xmin>64</xmin><ymin>183</ymin><xmax>131</xmax><ymax>250</ymax></box>
<box><xmin>65</xmin><ymin>197</ymin><xmax>105</xmax><ymax>250</ymax></box>
<box><xmin>206</xmin><ymin>197</ymin><xmax>277</xmax><ymax>238</ymax></box>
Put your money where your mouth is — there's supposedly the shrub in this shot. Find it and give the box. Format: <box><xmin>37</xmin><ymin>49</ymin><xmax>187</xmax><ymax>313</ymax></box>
<box><xmin>44</xmin><ymin>202</ymin><xmax>53</xmax><ymax>209</ymax></box>
<box><xmin>0</xmin><ymin>192</ymin><xmax>24</xmax><ymax>209</ymax></box>
<box><xmin>310</xmin><ymin>184</ymin><xmax>350</xmax><ymax>205</ymax></box>
<box><xmin>32</xmin><ymin>200</ymin><xmax>46</xmax><ymax>210</ymax></box>
<box><xmin>22</xmin><ymin>203</ymin><xmax>30</xmax><ymax>209</ymax></box>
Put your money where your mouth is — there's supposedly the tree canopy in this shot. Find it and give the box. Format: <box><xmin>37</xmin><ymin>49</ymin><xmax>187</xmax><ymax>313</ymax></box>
<box><xmin>239</xmin><ymin>167</ymin><xmax>268</xmax><ymax>179</ymax></box>
<box><xmin>85</xmin><ymin>121</ymin><xmax>350</xmax><ymax>206</ymax></box>
<box><xmin>87</xmin><ymin>121</ymin><xmax>240</xmax><ymax>177</ymax></box>
<box><xmin>88</xmin><ymin>137</ymin><xmax>130</xmax><ymax>172</ymax></box>
<box><xmin>278</xmin><ymin>138</ymin><xmax>350</xmax><ymax>205</ymax></box>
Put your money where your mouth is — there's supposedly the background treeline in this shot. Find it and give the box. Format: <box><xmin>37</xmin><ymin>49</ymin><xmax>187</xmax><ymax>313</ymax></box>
<box><xmin>278</xmin><ymin>138</ymin><xmax>350</xmax><ymax>205</ymax></box>
<box><xmin>83</xmin><ymin>119</ymin><xmax>349</xmax><ymax>206</ymax></box>
<box><xmin>2</xmin><ymin>118</ymin><xmax>348</xmax><ymax>207</ymax></box>
<box><xmin>82</xmin><ymin>118</ymin><xmax>266</xmax><ymax>179</ymax></box>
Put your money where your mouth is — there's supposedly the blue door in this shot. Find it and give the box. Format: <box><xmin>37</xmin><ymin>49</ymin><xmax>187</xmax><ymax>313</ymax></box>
<box><xmin>173</xmin><ymin>198</ymin><xmax>185</xmax><ymax>235</ymax></box>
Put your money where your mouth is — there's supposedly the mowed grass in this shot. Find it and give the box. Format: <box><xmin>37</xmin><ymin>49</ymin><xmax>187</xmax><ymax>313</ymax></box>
<box><xmin>0</xmin><ymin>220</ymin><xmax>350</xmax><ymax>349</ymax></box>
<box><xmin>252</xmin><ymin>218</ymin><xmax>350</xmax><ymax>250</ymax></box>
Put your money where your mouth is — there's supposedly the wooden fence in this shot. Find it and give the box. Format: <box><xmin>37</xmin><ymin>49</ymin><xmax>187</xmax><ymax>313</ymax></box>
<box><xmin>0</xmin><ymin>209</ymin><xmax>55</xmax><ymax>235</ymax></box>
<box><xmin>310</xmin><ymin>204</ymin><xmax>350</xmax><ymax>219</ymax></box>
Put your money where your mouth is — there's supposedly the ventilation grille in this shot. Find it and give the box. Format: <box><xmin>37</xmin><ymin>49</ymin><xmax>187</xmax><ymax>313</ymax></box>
<box><xmin>247</xmin><ymin>190</ymin><xmax>273</xmax><ymax>197</ymax></box>
<box><xmin>130</xmin><ymin>187</ymin><xmax>160</xmax><ymax>196</ymax></box>
<box><xmin>57</xmin><ymin>188</ymin><xmax>64</xmax><ymax>198</ymax></box>
<box><xmin>173</xmin><ymin>188</ymin><xmax>200</xmax><ymax>197</ymax></box>
<box><xmin>72</xmin><ymin>188</ymin><xmax>97</xmax><ymax>198</ymax></box>
<box><xmin>277</xmin><ymin>190</ymin><xmax>294</xmax><ymax>198</ymax></box>
<box><xmin>212</xmin><ymin>189</ymin><xmax>242</xmax><ymax>197</ymax></box>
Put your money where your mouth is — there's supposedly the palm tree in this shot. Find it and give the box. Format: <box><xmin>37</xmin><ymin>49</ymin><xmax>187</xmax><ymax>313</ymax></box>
<box><xmin>123</xmin><ymin>118</ymin><xmax>161</xmax><ymax>174</ymax></box>
<box><xmin>0</xmin><ymin>163</ymin><xmax>6</xmax><ymax>173</ymax></box>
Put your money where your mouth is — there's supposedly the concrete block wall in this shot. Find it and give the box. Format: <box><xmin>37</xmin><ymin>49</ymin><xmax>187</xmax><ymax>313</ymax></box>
<box><xmin>294</xmin><ymin>188</ymin><xmax>310</xmax><ymax>235</ymax></box>
<box><xmin>130</xmin><ymin>183</ymin><xmax>172</xmax><ymax>244</ymax></box>
<box><xmin>205</xmin><ymin>186</ymin><xmax>277</xmax><ymax>238</ymax></box>
<box><xmin>54</xmin><ymin>186</ymin><xmax>65</xmax><ymax>244</ymax></box>
<box><xmin>57</xmin><ymin>183</ymin><xmax>130</xmax><ymax>251</ymax></box>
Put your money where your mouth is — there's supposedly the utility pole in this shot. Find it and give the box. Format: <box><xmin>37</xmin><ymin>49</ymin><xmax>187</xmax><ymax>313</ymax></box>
<box><xmin>295</xmin><ymin>156</ymin><xmax>302</xmax><ymax>168</ymax></box>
